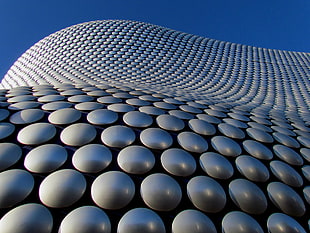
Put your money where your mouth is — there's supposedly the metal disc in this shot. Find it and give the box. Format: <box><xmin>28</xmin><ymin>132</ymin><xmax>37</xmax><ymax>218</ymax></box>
<box><xmin>101</xmin><ymin>125</ymin><xmax>136</xmax><ymax>148</ymax></box>
<box><xmin>24</xmin><ymin>144</ymin><xmax>68</xmax><ymax>173</ymax></box>
<box><xmin>140</xmin><ymin>128</ymin><xmax>173</xmax><ymax>150</ymax></box>
<box><xmin>39</xmin><ymin>169</ymin><xmax>86</xmax><ymax>208</ymax></box>
<box><xmin>161</xmin><ymin>148</ymin><xmax>196</xmax><ymax>177</ymax></box>
<box><xmin>229</xmin><ymin>179</ymin><xmax>267</xmax><ymax>214</ymax></box>
<box><xmin>156</xmin><ymin>114</ymin><xmax>185</xmax><ymax>131</ymax></box>
<box><xmin>91</xmin><ymin>171</ymin><xmax>135</xmax><ymax>209</ymax></box>
<box><xmin>172</xmin><ymin>209</ymin><xmax>216</xmax><ymax>233</ymax></box>
<box><xmin>177</xmin><ymin>132</ymin><xmax>208</xmax><ymax>153</ymax></box>
<box><xmin>187</xmin><ymin>176</ymin><xmax>226</xmax><ymax>213</ymax></box>
<box><xmin>0</xmin><ymin>122</ymin><xmax>15</xmax><ymax>140</ymax></box>
<box><xmin>123</xmin><ymin>111</ymin><xmax>153</xmax><ymax>128</ymax></box>
<box><xmin>267</xmin><ymin>213</ymin><xmax>307</xmax><ymax>233</ymax></box>
<box><xmin>17</xmin><ymin>123</ymin><xmax>55</xmax><ymax>145</ymax></box>
<box><xmin>270</xmin><ymin>160</ymin><xmax>303</xmax><ymax>187</ymax></box>
<box><xmin>117</xmin><ymin>208</ymin><xmax>165</xmax><ymax>233</ymax></box>
<box><xmin>200</xmin><ymin>152</ymin><xmax>234</xmax><ymax>179</ymax></box>
<box><xmin>61</xmin><ymin>123</ymin><xmax>97</xmax><ymax>146</ymax></box>
<box><xmin>59</xmin><ymin>206</ymin><xmax>111</xmax><ymax>233</ymax></box>
<box><xmin>72</xmin><ymin>144</ymin><xmax>112</xmax><ymax>173</ymax></box>
<box><xmin>87</xmin><ymin>109</ymin><xmax>118</xmax><ymax>125</ymax></box>
<box><xmin>0</xmin><ymin>169</ymin><xmax>34</xmax><ymax>208</ymax></box>
<box><xmin>235</xmin><ymin>155</ymin><xmax>269</xmax><ymax>182</ymax></box>
<box><xmin>0</xmin><ymin>203</ymin><xmax>53</xmax><ymax>233</ymax></box>
<box><xmin>267</xmin><ymin>182</ymin><xmax>306</xmax><ymax>217</ymax></box>
<box><xmin>48</xmin><ymin>108</ymin><xmax>81</xmax><ymax>125</ymax></box>
<box><xmin>0</xmin><ymin>143</ymin><xmax>22</xmax><ymax>171</ymax></box>
<box><xmin>211</xmin><ymin>136</ymin><xmax>241</xmax><ymax>157</ymax></box>
<box><xmin>117</xmin><ymin>145</ymin><xmax>155</xmax><ymax>174</ymax></box>
<box><xmin>9</xmin><ymin>109</ymin><xmax>44</xmax><ymax>124</ymax></box>
<box><xmin>222</xmin><ymin>211</ymin><xmax>264</xmax><ymax>233</ymax></box>
<box><xmin>243</xmin><ymin>140</ymin><xmax>273</xmax><ymax>160</ymax></box>
<box><xmin>140</xmin><ymin>173</ymin><xmax>182</xmax><ymax>211</ymax></box>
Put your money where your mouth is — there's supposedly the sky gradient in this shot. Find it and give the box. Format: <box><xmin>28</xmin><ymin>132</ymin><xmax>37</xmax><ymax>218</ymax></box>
<box><xmin>0</xmin><ymin>0</ymin><xmax>309</xmax><ymax>79</ymax></box>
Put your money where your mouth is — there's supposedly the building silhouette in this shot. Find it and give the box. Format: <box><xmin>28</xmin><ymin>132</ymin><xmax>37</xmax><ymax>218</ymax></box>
<box><xmin>0</xmin><ymin>20</ymin><xmax>309</xmax><ymax>233</ymax></box>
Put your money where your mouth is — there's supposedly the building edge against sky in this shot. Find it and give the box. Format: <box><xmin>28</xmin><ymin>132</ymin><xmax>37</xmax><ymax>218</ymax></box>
<box><xmin>0</xmin><ymin>20</ymin><xmax>309</xmax><ymax>233</ymax></box>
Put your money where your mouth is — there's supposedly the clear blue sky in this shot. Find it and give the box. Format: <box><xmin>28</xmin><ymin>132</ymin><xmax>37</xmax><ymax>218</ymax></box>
<box><xmin>0</xmin><ymin>0</ymin><xmax>309</xmax><ymax>79</ymax></box>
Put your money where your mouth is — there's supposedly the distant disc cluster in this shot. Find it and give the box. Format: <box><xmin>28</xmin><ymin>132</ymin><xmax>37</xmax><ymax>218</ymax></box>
<box><xmin>0</xmin><ymin>20</ymin><xmax>309</xmax><ymax>233</ymax></box>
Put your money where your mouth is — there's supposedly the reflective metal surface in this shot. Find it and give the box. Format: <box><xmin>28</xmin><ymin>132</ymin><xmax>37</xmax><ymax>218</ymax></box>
<box><xmin>101</xmin><ymin>125</ymin><xmax>136</xmax><ymax>148</ymax></box>
<box><xmin>267</xmin><ymin>182</ymin><xmax>306</xmax><ymax>216</ymax></box>
<box><xmin>229</xmin><ymin>179</ymin><xmax>267</xmax><ymax>214</ymax></box>
<box><xmin>156</xmin><ymin>114</ymin><xmax>185</xmax><ymax>131</ymax></box>
<box><xmin>172</xmin><ymin>210</ymin><xmax>216</xmax><ymax>233</ymax></box>
<box><xmin>222</xmin><ymin>211</ymin><xmax>264</xmax><ymax>233</ymax></box>
<box><xmin>0</xmin><ymin>109</ymin><xmax>10</xmax><ymax>121</ymax></box>
<box><xmin>10</xmin><ymin>109</ymin><xmax>44</xmax><ymax>124</ymax></box>
<box><xmin>72</xmin><ymin>144</ymin><xmax>112</xmax><ymax>173</ymax></box>
<box><xmin>211</xmin><ymin>136</ymin><xmax>241</xmax><ymax>157</ymax></box>
<box><xmin>37</xmin><ymin>94</ymin><xmax>64</xmax><ymax>103</ymax></box>
<box><xmin>0</xmin><ymin>122</ymin><xmax>15</xmax><ymax>140</ymax></box>
<box><xmin>200</xmin><ymin>152</ymin><xmax>234</xmax><ymax>179</ymax></box>
<box><xmin>17</xmin><ymin>123</ymin><xmax>56</xmax><ymax>145</ymax></box>
<box><xmin>267</xmin><ymin>213</ymin><xmax>307</xmax><ymax>233</ymax></box>
<box><xmin>297</xmin><ymin>136</ymin><xmax>310</xmax><ymax>148</ymax></box>
<box><xmin>67</xmin><ymin>94</ymin><xmax>94</xmax><ymax>103</ymax></box>
<box><xmin>140</xmin><ymin>173</ymin><xmax>182</xmax><ymax>211</ymax></box>
<box><xmin>0</xmin><ymin>143</ymin><xmax>22</xmax><ymax>171</ymax></box>
<box><xmin>169</xmin><ymin>109</ymin><xmax>194</xmax><ymax>120</ymax></box>
<box><xmin>273</xmin><ymin>144</ymin><xmax>304</xmax><ymax>166</ymax></box>
<box><xmin>0</xmin><ymin>204</ymin><xmax>53</xmax><ymax>233</ymax></box>
<box><xmin>107</xmin><ymin>103</ymin><xmax>135</xmax><ymax>113</ymax></box>
<box><xmin>123</xmin><ymin>111</ymin><xmax>153</xmax><ymax>128</ymax></box>
<box><xmin>39</xmin><ymin>169</ymin><xmax>86</xmax><ymax>208</ymax></box>
<box><xmin>197</xmin><ymin>114</ymin><xmax>221</xmax><ymax>124</ymax></box>
<box><xmin>218</xmin><ymin>123</ymin><xmax>245</xmax><ymax>139</ymax></box>
<box><xmin>242</xmin><ymin>140</ymin><xmax>273</xmax><ymax>160</ymax></box>
<box><xmin>161</xmin><ymin>148</ymin><xmax>196</xmax><ymax>176</ymax></box>
<box><xmin>24</xmin><ymin>144</ymin><xmax>67</xmax><ymax>173</ymax></box>
<box><xmin>91</xmin><ymin>171</ymin><xmax>135</xmax><ymax>209</ymax></box>
<box><xmin>273</xmin><ymin>132</ymin><xmax>300</xmax><ymax>148</ymax></box>
<box><xmin>303</xmin><ymin>186</ymin><xmax>310</xmax><ymax>204</ymax></box>
<box><xmin>246</xmin><ymin>127</ymin><xmax>274</xmax><ymax>143</ymax></box>
<box><xmin>188</xmin><ymin>119</ymin><xmax>216</xmax><ymax>135</ymax></box>
<box><xmin>97</xmin><ymin>96</ymin><xmax>121</xmax><ymax>104</ymax></box>
<box><xmin>76</xmin><ymin>103</ymin><xmax>103</xmax><ymax>112</ymax></box>
<box><xmin>235</xmin><ymin>155</ymin><xmax>269</xmax><ymax>182</ymax></box>
<box><xmin>177</xmin><ymin>131</ymin><xmax>208</xmax><ymax>153</ymax></box>
<box><xmin>41</xmin><ymin>101</ymin><xmax>72</xmax><ymax>111</ymax></box>
<box><xmin>60</xmin><ymin>123</ymin><xmax>97</xmax><ymax>146</ymax></box>
<box><xmin>223</xmin><ymin>118</ymin><xmax>247</xmax><ymax>129</ymax></box>
<box><xmin>302</xmin><ymin>165</ymin><xmax>310</xmax><ymax>182</ymax></box>
<box><xmin>187</xmin><ymin>176</ymin><xmax>226</xmax><ymax>213</ymax></box>
<box><xmin>139</xmin><ymin>106</ymin><xmax>165</xmax><ymax>116</ymax></box>
<box><xmin>0</xmin><ymin>20</ymin><xmax>309</xmax><ymax>232</ymax></box>
<box><xmin>48</xmin><ymin>108</ymin><xmax>81</xmax><ymax>125</ymax></box>
<box><xmin>59</xmin><ymin>206</ymin><xmax>111</xmax><ymax>233</ymax></box>
<box><xmin>87</xmin><ymin>109</ymin><xmax>118</xmax><ymax>125</ymax></box>
<box><xmin>0</xmin><ymin>169</ymin><xmax>34</xmax><ymax>208</ymax></box>
<box><xmin>140</xmin><ymin>128</ymin><xmax>173</xmax><ymax>149</ymax></box>
<box><xmin>270</xmin><ymin>160</ymin><xmax>303</xmax><ymax>187</ymax></box>
<box><xmin>300</xmin><ymin>148</ymin><xmax>310</xmax><ymax>162</ymax></box>
<box><xmin>117</xmin><ymin>208</ymin><xmax>166</xmax><ymax>233</ymax></box>
<box><xmin>117</xmin><ymin>145</ymin><xmax>155</xmax><ymax>174</ymax></box>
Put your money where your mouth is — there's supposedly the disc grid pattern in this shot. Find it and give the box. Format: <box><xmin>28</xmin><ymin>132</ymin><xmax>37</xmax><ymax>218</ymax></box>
<box><xmin>0</xmin><ymin>20</ymin><xmax>309</xmax><ymax>233</ymax></box>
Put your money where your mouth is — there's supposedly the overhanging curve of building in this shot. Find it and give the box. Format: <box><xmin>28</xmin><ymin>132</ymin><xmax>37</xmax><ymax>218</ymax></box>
<box><xmin>0</xmin><ymin>20</ymin><xmax>309</xmax><ymax>233</ymax></box>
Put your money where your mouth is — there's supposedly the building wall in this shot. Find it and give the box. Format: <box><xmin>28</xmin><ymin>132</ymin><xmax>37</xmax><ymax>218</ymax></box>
<box><xmin>0</xmin><ymin>20</ymin><xmax>309</xmax><ymax>233</ymax></box>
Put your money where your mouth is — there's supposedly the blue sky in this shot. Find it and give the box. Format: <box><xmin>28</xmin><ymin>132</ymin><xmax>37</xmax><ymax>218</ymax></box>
<box><xmin>0</xmin><ymin>0</ymin><xmax>309</xmax><ymax>79</ymax></box>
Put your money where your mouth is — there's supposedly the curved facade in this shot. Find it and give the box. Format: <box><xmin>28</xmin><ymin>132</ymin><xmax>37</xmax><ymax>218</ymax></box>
<box><xmin>0</xmin><ymin>20</ymin><xmax>309</xmax><ymax>232</ymax></box>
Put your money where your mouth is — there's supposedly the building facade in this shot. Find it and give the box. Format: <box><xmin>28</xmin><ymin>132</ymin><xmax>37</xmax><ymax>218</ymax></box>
<box><xmin>0</xmin><ymin>20</ymin><xmax>309</xmax><ymax>232</ymax></box>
